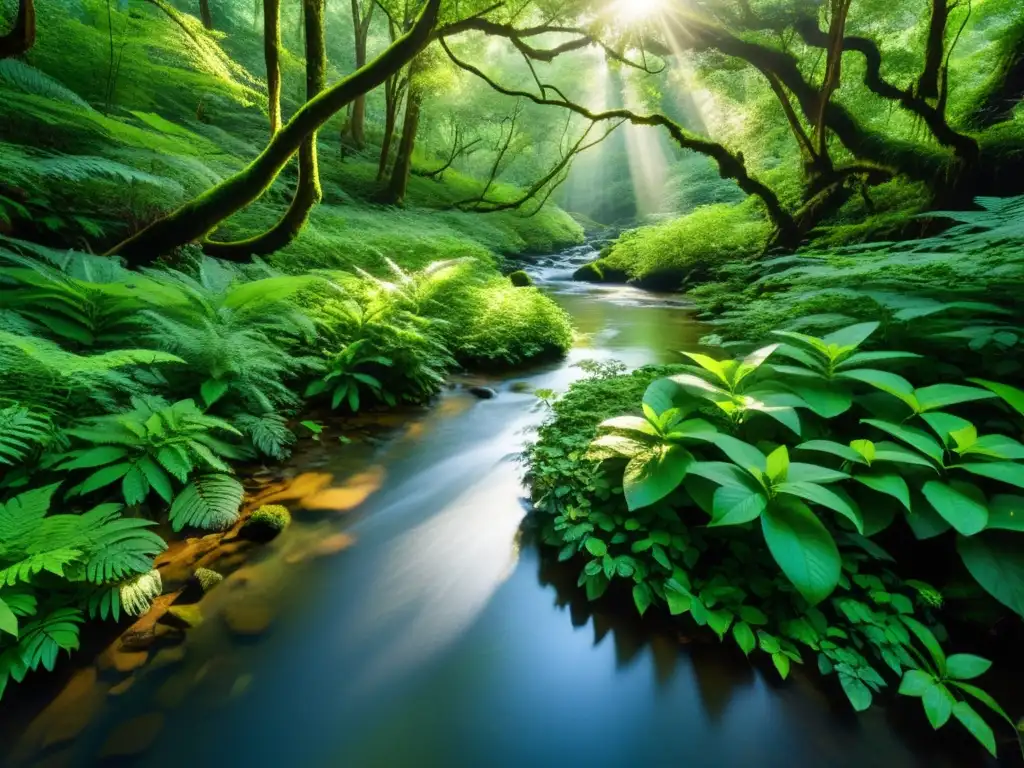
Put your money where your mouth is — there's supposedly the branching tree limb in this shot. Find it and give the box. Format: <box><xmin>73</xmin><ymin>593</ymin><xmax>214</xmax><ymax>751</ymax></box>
<box><xmin>203</xmin><ymin>0</ymin><xmax>326</xmax><ymax>260</ymax></box>
<box><xmin>264</xmin><ymin>0</ymin><xmax>282</xmax><ymax>135</ymax></box>
<box><xmin>439</xmin><ymin>38</ymin><xmax>799</xmax><ymax>243</ymax></box>
<box><xmin>106</xmin><ymin>0</ymin><xmax>442</xmax><ymax>263</ymax></box>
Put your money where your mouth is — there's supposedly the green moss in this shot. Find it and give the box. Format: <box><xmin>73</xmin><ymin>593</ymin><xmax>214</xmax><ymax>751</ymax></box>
<box><xmin>192</xmin><ymin>567</ymin><xmax>224</xmax><ymax>593</ymax></box>
<box><xmin>242</xmin><ymin>504</ymin><xmax>291</xmax><ymax>541</ymax></box>
<box><xmin>601</xmin><ymin>201</ymin><xmax>770</xmax><ymax>287</ymax></box>
<box><xmin>508</xmin><ymin>270</ymin><xmax>533</xmax><ymax>287</ymax></box>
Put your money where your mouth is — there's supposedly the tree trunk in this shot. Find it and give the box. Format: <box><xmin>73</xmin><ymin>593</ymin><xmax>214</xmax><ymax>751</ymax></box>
<box><xmin>386</xmin><ymin>59</ymin><xmax>423</xmax><ymax>206</ymax></box>
<box><xmin>377</xmin><ymin>92</ymin><xmax>398</xmax><ymax>179</ymax></box>
<box><xmin>204</xmin><ymin>0</ymin><xmax>326</xmax><ymax>259</ymax></box>
<box><xmin>347</xmin><ymin>0</ymin><xmax>372</xmax><ymax>149</ymax></box>
<box><xmin>0</xmin><ymin>0</ymin><xmax>36</xmax><ymax>59</ymax></box>
<box><xmin>264</xmin><ymin>0</ymin><xmax>282</xmax><ymax>135</ymax></box>
<box><xmin>198</xmin><ymin>0</ymin><xmax>214</xmax><ymax>30</ymax></box>
<box><xmin>107</xmin><ymin>0</ymin><xmax>442</xmax><ymax>263</ymax></box>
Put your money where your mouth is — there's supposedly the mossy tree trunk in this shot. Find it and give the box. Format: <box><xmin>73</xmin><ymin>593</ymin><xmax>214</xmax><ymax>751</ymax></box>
<box><xmin>347</xmin><ymin>0</ymin><xmax>374</xmax><ymax>149</ymax></box>
<box><xmin>377</xmin><ymin>20</ymin><xmax>406</xmax><ymax>180</ymax></box>
<box><xmin>0</xmin><ymin>0</ymin><xmax>36</xmax><ymax>59</ymax></box>
<box><xmin>204</xmin><ymin>0</ymin><xmax>326</xmax><ymax>260</ymax></box>
<box><xmin>264</xmin><ymin>0</ymin><xmax>282</xmax><ymax>135</ymax></box>
<box><xmin>385</xmin><ymin>55</ymin><xmax>423</xmax><ymax>205</ymax></box>
<box><xmin>106</xmin><ymin>0</ymin><xmax>442</xmax><ymax>264</ymax></box>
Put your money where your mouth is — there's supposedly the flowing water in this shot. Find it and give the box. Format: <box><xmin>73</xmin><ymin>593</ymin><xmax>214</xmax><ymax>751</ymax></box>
<box><xmin>4</xmin><ymin>246</ymin><xmax>970</xmax><ymax>767</ymax></box>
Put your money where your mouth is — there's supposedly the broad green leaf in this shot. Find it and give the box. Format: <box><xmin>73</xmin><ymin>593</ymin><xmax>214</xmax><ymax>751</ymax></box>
<box><xmin>964</xmin><ymin>434</ymin><xmax>1024</xmax><ymax>461</ymax></box>
<box><xmin>687</xmin><ymin>462</ymin><xmax>756</xmax><ymax>489</ymax></box>
<box><xmin>914</xmin><ymin>384</ymin><xmax>995</xmax><ymax>413</ymax></box>
<box><xmin>855</xmin><ymin>472</ymin><xmax>911</xmax><ymax>512</ymax></box>
<box><xmin>850</xmin><ymin>440</ymin><xmax>875</xmax><ymax>464</ymax></box>
<box><xmin>901</xmin><ymin>616</ymin><xmax>946</xmax><ymax>674</ymax></box>
<box><xmin>945</xmin><ymin>654</ymin><xmax>992</xmax><ymax>681</ymax></box>
<box><xmin>777</xmin><ymin>482</ymin><xmax>864</xmax><ymax>533</ymax></box>
<box><xmin>667</xmin><ymin>373</ymin><xmax>728</xmax><ymax>399</ymax></box>
<box><xmin>921</xmin><ymin>481</ymin><xmax>988</xmax><ymax>536</ymax></box>
<box><xmin>60</xmin><ymin>446</ymin><xmax>129</xmax><ymax>470</ymax></box>
<box><xmin>732</xmin><ymin>621</ymin><xmax>756</xmax><ymax>655</ymax></box>
<box><xmin>797</xmin><ymin>440</ymin><xmax>863</xmax><ymax>464</ymax></box>
<box><xmin>923</xmin><ymin>683</ymin><xmax>954</xmax><ymax>729</ymax></box>
<box><xmin>0</xmin><ymin>598</ymin><xmax>17</xmax><ymax>638</ymax></box>
<box><xmin>766</xmin><ymin>445</ymin><xmax>789</xmax><ymax>482</ymax></box>
<box><xmin>786</xmin><ymin>463</ymin><xmax>849</xmax><ymax>484</ymax></box>
<box><xmin>823</xmin><ymin>322</ymin><xmax>880</xmax><ymax>351</ymax></box>
<box><xmin>772</xmin><ymin>652</ymin><xmax>791</xmax><ymax>679</ymax></box>
<box><xmin>585</xmin><ymin>538</ymin><xmax>607</xmax><ymax>557</ymax></box>
<box><xmin>588</xmin><ymin>434</ymin><xmax>646</xmax><ymax>460</ymax></box>
<box><xmin>79</xmin><ymin>462</ymin><xmax>133</xmax><ymax>495</ymax></box>
<box><xmin>986</xmin><ymin>495</ymin><xmax>1024</xmax><ymax>532</ymax></box>
<box><xmin>744</xmin><ymin>396</ymin><xmax>803</xmax><ymax>436</ymax></box>
<box><xmin>954</xmin><ymin>461</ymin><xmax>1024</xmax><ymax>490</ymax></box>
<box><xmin>772</xmin><ymin>330</ymin><xmax>830</xmax><ymax>356</ymax></box>
<box><xmin>899</xmin><ymin>669</ymin><xmax>935</xmax><ymax>697</ymax></box>
<box><xmin>703</xmin><ymin>434</ymin><xmax>766</xmax><ymax>474</ymax></box>
<box><xmin>623</xmin><ymin>445</ymin><xmax>693</xmax><ymax>511</ymax></box>
<box><xmin>733</xmin><ymin>344</ymin><xmax>779</xmax><ymax>386</ymax></box>
<box><xmin>761</xmin><ymin>496</ymin><xmax>841</xmax><ymax>605</ymax></box>
<box><xmin>200</xmin><ymin>379</ymin><xmax>230</xmax><ymax>408</ymax></box>
<box><xmin>122</xmin><ymin>464</ymin><xmax>149</xmax><ymax>506</ymax></box>
<box><xmin>840</xmin><ymin>673</ymin><xmax>873</xmax><ymax>712</ymax></box>
<box><xmin>873</xmin><ymin>442</ymin><xmax>938</xmax><ymax>469</ymax></box>
<box><xmin>599</xmin><ymin>416</ymin><xmax>659</xmax><ymax>438</ymax></box>
<box><xmin>952</xmin><ymin>701</ymin><xmax>997</xmax><ymax>757</ymax></box>
<box><xmin>920</xmin><ymin>412</ymin><xmax>973</xmax><ymax>445</ymax></box>
<box><xmin>967</xmin><ymin>378</ymin><xmax>1024</xmax><ymax>418</ymax></box>
<box><xmin>946</xmin><ymin>681</ymin><xmax>1014</xmax><ymax>725</ymax></box>
<box><xmin>711</xmin><ymin>485</ymin><xmax>768</xmax><ymax>527</ymax></box>
<box><xmin>861</xmin><ymin>420</ymin><xmax>944</xmax><ymax>464</ymax></box>
<box><xmin>633</xmin><ymin>583</ymin><xmax>653</xmax><ymax>616</ymax></box>
<box><xmin>665</xmin><ymin>584</ymin><xmax>692</xmax><ymax>615</ymax></box>
<box><xmin>839</xmin><ymin>369</ymin><xmax>918</xmax><ymax>410</ymax></box>
<box><xmin>906</xmin><ymin>496</ymin><xmax>952</xmax><ymax>540</ymax></box>
<box><xmin>836</xmin><ymin>351</ymin><xmax>921</xmax><ymax>369</ymax></box>
<box><xmin>958</xmin><ymin>533</ymin><xmax>1024</xmax><ymax>619</ymax></box>
<box><xmin>681</xmin><ymin>351</ymin><xmax>732</xmax><ymax>386</ymax></box>
<box><xmin>643</xmin><ymin>378</ymin><xmax>686</xmax><ymax>415</ymax></box>
<box><xmin>138</xmin><ymin>456</ymin><xmax>173</xmax><ymax>504</ymax></box>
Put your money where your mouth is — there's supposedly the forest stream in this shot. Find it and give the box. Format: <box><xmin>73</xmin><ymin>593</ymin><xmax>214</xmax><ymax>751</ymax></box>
<box><xmin>1</xmin><ymin>246</ymin><xmax>983</xmax><ymax>768</ymax></box>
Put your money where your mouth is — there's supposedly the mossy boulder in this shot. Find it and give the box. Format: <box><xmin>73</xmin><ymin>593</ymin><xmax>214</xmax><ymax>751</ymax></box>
<box><xmin>508</xmin><ymin>270</ymin><xmax>533</xmax><ymax>287</ymax></box>
<box><xmin>241</xmin><ymin>505</ymin><xmax>291</xmax><ymax>542</ymax></box>
<box><xmin>572</xmin><ymin>259</ymin><xmax>629</xmax><ymax>284</ymax></box>
<box><xmin>164</xmin><ymin>604</ymin><xmax>204</xmax><ymax>629</ymax></box>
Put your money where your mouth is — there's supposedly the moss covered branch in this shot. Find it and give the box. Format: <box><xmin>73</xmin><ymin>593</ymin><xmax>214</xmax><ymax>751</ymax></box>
<box><xmin>106</xmin><ymin>0</ymin><xmax>441</xmax><ymax>264</ymax></box>
<box><xmin>264</xmin><ymin>0</ymin><xmax>282</xmax><ymax>135</ymax></box>
<box><xmin>203</xmin><ymin>0</ymin><xmax>325</xmax><ymax>261</ymax></box>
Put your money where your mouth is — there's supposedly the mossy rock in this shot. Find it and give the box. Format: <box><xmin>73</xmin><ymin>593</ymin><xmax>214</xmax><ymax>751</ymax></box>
<box><xmin>241</xmin><ymin>505</ymin><xmax>291</xmax><ymax>542</ymax></box>
<box><xmin>508</xmin><ymin>270</ymin><xmax>533</xmax><ymax>287</ymax></box>
<box><xmin>573</xmin><ymin>259</ymin><xmax>629</xmax><ymax>284</ymax></box>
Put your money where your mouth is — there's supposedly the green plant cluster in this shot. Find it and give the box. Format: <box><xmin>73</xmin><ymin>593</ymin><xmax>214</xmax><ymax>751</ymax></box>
<box><xmin>527</xmin><ymin>322</ymin><xmax>1024</xmax><ymax>759</ymax></box>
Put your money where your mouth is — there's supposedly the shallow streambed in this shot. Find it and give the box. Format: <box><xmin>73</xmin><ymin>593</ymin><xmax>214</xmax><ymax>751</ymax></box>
<box><xmin>1</xmin><ymin>246</ymin><xmax>975</xmax><ymax>767</ymax></box>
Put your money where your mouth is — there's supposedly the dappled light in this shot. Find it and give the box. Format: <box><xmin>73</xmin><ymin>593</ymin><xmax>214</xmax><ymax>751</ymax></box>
<box><xmin>1</xmin><ymin>0</ymin><xmax>1023</xmax><ymax>764</ymax></box>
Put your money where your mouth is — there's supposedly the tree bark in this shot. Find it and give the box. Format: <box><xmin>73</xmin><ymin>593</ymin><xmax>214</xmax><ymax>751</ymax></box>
<box><xmin>204</xmin><ymin>0</ymin><xmax>326</xmax><ymax>260</ymax></box>
<box><xmin>917</xmin><ymin>0</ymin><xmax>950</xmax><ymax>99</ymax></box>
<box><xmin>377</xmin><ymin>20</ymin><xmax>405</xmax><ymax>180</ymax></box>
<box><xmin>107</xmin><ymin>0</ymin><xmax>442</xmax><ymax>263</ymax></box>
<box><xmin>198</xmin><ymin>0</ymin><xmax>214</xmax><ymax>30</ymax></box>
<box><xmin>264</xmin><ymin>0</ymin><xmax>282</xmax><ymax>135</ymax></box>
<box><xmin>386</xmin><ymin>57</ymin><xmax>423</xmax><ymax>206</ymax></box>
<box><xmin>0</xmin><ymin>0</ymin><xmax>35</xmax><ymax>59</ymax></box>
<box><xmin>347</xmin><ymin>0</ymin><xmax>374</xmax><ymax>149</ymax></box>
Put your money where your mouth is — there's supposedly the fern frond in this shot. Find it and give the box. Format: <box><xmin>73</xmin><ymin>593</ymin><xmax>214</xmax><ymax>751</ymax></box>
<box><xmin>169</xmin><ymin>474</ymin><xmax>243</xmax><ymax>532</ymax></box>
<box><xmin>0</xmin><ymin>61</ymin><xmax>92</xmax><ymax>110</ymax></box>
<box><xmin>0</xmin><ymin>406</ymin><xmax>50</xmax><ymax>466</ymax></box>
<box><xmin>233</xmin><ymin>412</ymin><xmax>295</xmax><ymax>460</ymax></box>
<box><xmin>16</xmin><ymin>608</ymin><xmax>83</xmax><ymax>673</ymax></box>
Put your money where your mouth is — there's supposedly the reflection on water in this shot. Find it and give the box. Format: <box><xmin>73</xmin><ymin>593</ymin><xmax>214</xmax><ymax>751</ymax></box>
<box><xmin>0</xmin><ymin>248</ymin><xmax>974</xmax><ymax>767</ymax></box>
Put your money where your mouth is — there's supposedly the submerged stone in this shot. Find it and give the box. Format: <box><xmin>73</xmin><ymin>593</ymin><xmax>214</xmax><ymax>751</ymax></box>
<box><xmin>469</xmin><ymin>386</ymin><xmax>498</xmax><ymax>399</ymax></box>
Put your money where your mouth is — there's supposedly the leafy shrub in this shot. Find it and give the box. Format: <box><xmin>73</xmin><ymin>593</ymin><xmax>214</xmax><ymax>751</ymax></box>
<box><xmin>527</xmin><ymin>322</ymin><xmax>1024</xmax><ymax>758</ymax></box>
<box><xmin>305</xmin><ymin>339</ymin><xmax>394</xmax><ymax>412</ymax></box>
<box><xmin>599</xmin><ymin>201</ymin><xmax>771</xmax><ymax>288</ymax></box>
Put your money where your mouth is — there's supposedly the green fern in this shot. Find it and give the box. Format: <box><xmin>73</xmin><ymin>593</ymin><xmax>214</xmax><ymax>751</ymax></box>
<box><xmin>0</xmin><ymin>406</ymin><xmax>50</xmax><ymax>466</ymax></box>
<box><xmin>15</xmin><ymin>608</ymin><xmax>83</xmax><ymax>672</ymax></box>
<box><xmin>0</xmin><ymin>60</ymin><xmax>92</xmax><ymax>110</ymax></box>
<box><xmin>233</xmin><ymin>412</ymin><xmax>295</xmax><ymax>460</ymax></box>
<box><xmin>169</xmin><ymin>473</ymin><xmax>243</xmax><ymax>532</ymax></box>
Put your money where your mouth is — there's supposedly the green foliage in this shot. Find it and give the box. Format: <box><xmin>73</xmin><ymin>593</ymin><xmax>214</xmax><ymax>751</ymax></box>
<box><xmin>305</xmin><ymin>339</ymin><xmax>394</xmax><ymax>412</ymax></box>
<box><xmin>528</xmin><ymin>320</ymin><xmax>1024</xmax><ymax>758</ymax></box>
<box><xmin>0</xmin><ymin>484</ymin><xmax>166</xmax><ymax>699</ymax></box>
<box><xmin>60</xmin><ymin>397</ymin><xmax>244</xmax><ymax>516</ymax></box>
